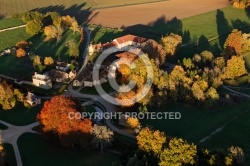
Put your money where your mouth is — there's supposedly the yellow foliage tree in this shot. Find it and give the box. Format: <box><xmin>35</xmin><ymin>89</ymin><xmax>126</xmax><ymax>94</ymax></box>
<box><xmin>44</xmin><ymin>57</ymin><xmax>54</xmax><ymax>66</ymax></box>
<box><xmin>16</xmin><ymin>48</ymin><xmax>26</xmax><ymax>57</ymax></box>
<box><xmin>225</xmin><ymin>56</ymin><xmax>247</xmax><ymax>79</ymax></box>
<box><xmin>126</xmin><ymin>117</ymin><xmax>139</xmax><ymax>129</ymax></box>
<box><xmin>161</xmin><ymin>33</ymin><xmax>182</xmax><ymax>56</ymax></box>
<box><xmin>136</xmin><ymin>127</ymin><xmax>166</xmax><ymax>155</ymax></box>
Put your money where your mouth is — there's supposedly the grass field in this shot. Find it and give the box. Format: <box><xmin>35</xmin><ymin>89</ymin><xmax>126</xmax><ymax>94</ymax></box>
<box><xmin>0</xmin><ymin>27</ymin><xmax>30</xmax><ymax>51</ymax></box>
<box><xmin>0</xmin><ymin>0</ymin><xmax>165</xmax><ymax>18</ymax></box>
<box><xmin>201</xmin><ymin>110</ymin><xmax>250</xmax><ymax>164</ymax></box>
<box><xmin>2</xmin><ymin>143</ymin><xmax>17</xmax><ymax>166</ymax></box>
<box><xmin>18</xmin><ymin>133</ymin><xmax>121</xmax><ymax>166</ymax></box>
<box><xmin>141</xmin><ymin>101</ymin><xmax>250</xmax><ymax>162</ymax></box>
<box><xmin>0</xmin><ymin>104</ymin><xmax>41</xmax><ymax>126</ymax></box>
<box><xmin>0</xmin><ymin>18</ymin><xmax>24</xmax><ymax>30</ymax></box>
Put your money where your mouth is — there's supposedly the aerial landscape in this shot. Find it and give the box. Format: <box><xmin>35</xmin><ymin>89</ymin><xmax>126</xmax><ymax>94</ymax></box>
<box><xmin>0</xmin><ymin>0</ymin><xmax>250</xmax><ymax>165</ymax></box>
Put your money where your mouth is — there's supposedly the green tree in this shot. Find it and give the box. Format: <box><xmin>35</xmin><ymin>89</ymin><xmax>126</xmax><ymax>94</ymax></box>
<box><xmin>66</xmin><ymin>40</ymin><xmax>79</xmax><ymax>58</ymax></box>
<box><xmin>26</xmin><ymin>19</ymin><xmax>43</xmax><ymax>35</ymax></box>
<box><xmin>91</xmin><ymin>125</ymin><xmax>114</xmax><ymax>153</ymax></box>
<box><xmin>159</xmin><ymin>138</ymin><xmax>197</xmax><ymax>166</ymax></box>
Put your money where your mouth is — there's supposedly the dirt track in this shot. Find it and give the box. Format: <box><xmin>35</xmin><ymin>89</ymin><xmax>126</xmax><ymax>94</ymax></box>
<box><xmin>87</xmin><ymin>0</ymin><xmax>230</xmax><ymax>28</ymax></box>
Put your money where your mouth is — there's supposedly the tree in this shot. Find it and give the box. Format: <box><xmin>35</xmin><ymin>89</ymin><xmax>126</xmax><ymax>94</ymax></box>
<box><xmin>159</xmin><ymin>138</ymin><xmax>197</xmax><ymax>166</ymax></box>
<box><xmin>227</xmin><ymin>146</ymin><xmax>246</xmax><ymax>166</ymax></box>
<box><xmin>225</xmin><ymin>56</ymin><xmax>247</xmax><ymax>79</ymax></box>
<box><xmin>91</xmin><ymin>125</ymin><xmax>113</xmax><ymax>153</ymax></box>
<box><xmin>44</xmin><ymin>25</ymin><xmax>57</xmax><ymax>39</ymax></box>
<box><xmin>201</xmin><ymin>50</ymin><xmax>214</xmax><ymax>64</ymax></box>
<box><xmin>161</xmin><ymin>33</ymin><xmax>182</xmax><ymax>56</ymax></box>
<box><xmin>0</xmin><ymin>132</ymin><xmax>4</xmax><ymax>165</ymax></box>
<box><xmin>0</xmin><ymin>80</ymin><xmax>16</xmax><ymax>110</ymax></box>
<box><xmin>44</xmin><ymin>57</ymin><xmax>54</xmax><ymax>66</ymax></box>
<box><xmin>26</xmin><ymin>19</ymin><xmax>43</xmax><ymax>35</ymax></box>
<box><xmin>33</xmin><ymin>55</ymin><xmax>41</xmax><ymax>65</ymax></box>
<box><xmin>16</xmin><ymin>40</ymin><xmax>31</xmax><ymax>49</ymax></box>
<box><xmin>224</xmin><ymin>29</ymin><xmax>243</xmax><ymax>58</ymax></box>
<box><xmin>229</xmin><ymin>0</ymin><xmax>250</xmax><ymax>8</ymax></box>
<box><xmin>66</xmin><ymin>40</ymin><xmax>79</xmax><ymax>58</ymax></box>
<box><xmin>16</xmin><ymin>48</ymin><xmax>26</xmax><ymax>57</ymax></box>
<box><xmin>126</xmin><ymin>117</ymin><xmax>140</xmax><ymax>129</ymax></box>
<box><xmin>37</xmin><ymin>96</ymin><xmax>92</xmax><ymax>149</ymax></box>
<box><xmin>141</xmin><ymin>39</ymin><xmax>167</xmax><ymax>66</ymax></box>
<box><xmin>137</xmin><ymin>127</ymin><xmax>166</xmax><ymax>155</ymax></box>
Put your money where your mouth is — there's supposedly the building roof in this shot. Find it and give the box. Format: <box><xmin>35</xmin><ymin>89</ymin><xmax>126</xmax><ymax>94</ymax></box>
<box><xmin>102</xmin><ymin>41</ymin><xmax>118</xmax><ymax>50</ymax></box>
<box><xmin>115</xmin><ymin>34</ymin><xmax>147</xmax><ymax>44</ymax></box>
<box><xmin>33</xmin><ymin>73</ymin><xmax>50</xmax><ymax>80</ymax></box>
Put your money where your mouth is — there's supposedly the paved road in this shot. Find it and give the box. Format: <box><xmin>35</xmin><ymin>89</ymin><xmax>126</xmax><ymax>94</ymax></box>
<box><xmin>0</xmin><ymin>121</ymin><xmax>39</xmax><ymax>166</ymax></box>
<box><xmin>223</xmin><ymin>86</ymin><xmax>250</xmax><ymax>99</ymax></box>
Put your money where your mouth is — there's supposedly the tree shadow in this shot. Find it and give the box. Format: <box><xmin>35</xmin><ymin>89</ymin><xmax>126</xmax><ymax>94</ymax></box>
<box><xmin>0</xmin><ymin>14</ymin><xmax>5</xmax><ymax>20</ymax></box>
<box><xmin>123</xmin><ymin>16</ymin><xmax>185</xmax><ymax>41</ymax></box>
<box><xmin>216</xmin><ymin>9</ymin><xmax>232</xmax><ymax>48</ymax></box>
<box><xmin>231</xmin><ymin>19</ymin><xmax>250</xmax><ymax>33</ymax></box>
<box><xmin>30</xmin><ymin>3</ymin><xmax>97</xmax><ymax>24</ymax></box>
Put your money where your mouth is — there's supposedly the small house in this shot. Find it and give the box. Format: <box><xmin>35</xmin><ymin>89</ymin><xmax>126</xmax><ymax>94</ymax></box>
<box><xmin>32</xmin><ymin>72</ymin><xmax>52</xmax><ymax>89</ymax></box>
<box><xmin>25</xmin><ymin>92</ymin><xmax>41</xmax><ymax>107</ymax></box>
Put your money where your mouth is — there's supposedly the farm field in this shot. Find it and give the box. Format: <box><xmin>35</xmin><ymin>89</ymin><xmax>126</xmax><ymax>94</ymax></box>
<box><xmin>0</xmin><ymin>0</ymin><xmax>165</xmax><ymax>18</ymax></box>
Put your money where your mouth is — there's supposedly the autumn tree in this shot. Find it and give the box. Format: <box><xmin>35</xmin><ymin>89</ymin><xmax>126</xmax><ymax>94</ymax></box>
<box><xmin>201</xmin><ymin>50</ymin><xmax>214</xmax><ymax>64</ymax></box>
<box><xmin>61</xmin><ymin>15</ymin><xmax>79</xmax><ymax>33</ymax></box>
<box><xmin>0</xmin><ymin>132</ymin><xmax>4</xmax><ymax>166</ymax></box>
<box><xmin>159</xmin><ymin>138</ymin><xmax>197</xmax><ymax>166</ymax></box>
<box><xmin>66</xmin><ymin>40</ymin><xmax>79</xmax><ymax>58</ymax></box>
<box><xmin>91</xmin><ymin>125</ymin><xmax>114</xmax><ymax>153</ymax></box>
<box><xmin>26</xmin><ymin>19</ymin><xmax>43</xmax><ymax>35</ymax></box>
<box><xmin>33</xmin><ymin>55</ymin><xmax>41</xmax><ymax>65</ymax></box>
<box><xmin>160</xmin><ymin>33</ymin><xmax>182</xmax><ymax>56</ymax></box>
<box><xmin>141</xmin><ymin>39</ymin><xmax>167</xmax><ymax>66</ymax></box>
<box><xmin>16</xmin><ymin>40</ymin><xmax>31</xmax><ymax>49</ymax></box>
<box><xmin>37</xmin><ymin>96</ymin><xmax>92</xmax><ymax>149</ymax></box>
<box><xmin>137</xmin><ymin>127</ymin><xmax>166</xmax><ymax>155</ymax></box>
<box><xmin>16</xmin><ymin>48</ymin><xmax>26</xmax><ymax>57</ymax></box>
<box><xmin>126</xmin><ymin>117</ymin><xmax>140</xmax><ymax>129</ymax></box>
<box><xmin>44</xmin><ymin>25</ymin><xmax>63</xmax><ymax>43</ymax></box>
<box><xmin>225</xmin><ymin>56</ymin><xmax>247</xmax><ymax>79</ymax></box>
<box><xmin>229</xmin><ymin>0</ymin><xmax>250</xmax><ymax>8</ymax></box>
<box><xmin>224</xmin><ymin>29</ymin><xmax>243</xmax><ymax>58</ymax></box>
<box><xmin>44</xmin><ymin>57</ymin><xmax>54</xmax><ymax>66</ymax></box>
<box><xmin>227</xmin><ymin>146</ymin><xmax>246</xmax><ymax>166</ymax></box>
<box><xmin>0</xmin><ymin>80</ymin><xmax>25</xmax><ymax>110</ymax></box>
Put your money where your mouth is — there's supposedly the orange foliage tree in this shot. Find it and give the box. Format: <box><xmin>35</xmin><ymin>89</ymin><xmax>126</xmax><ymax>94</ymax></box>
<box><xmin>16</xmin><ymin>48</ymin><xmax>26</xmax><ymax>58</ymax></box>
<box><xmin>37</xmin><ymin>96</ymin><xmax>92</xmax><ymax>149</ymax></box>
<box><xmin>16</xmin><ymin>40</ymin><xmax>31</xmax><ymax>49</ymax></box>
<box><xmin>224</xmin><ymin>29</ymin><xmax>243</xmax><ymax>58</ymax></box>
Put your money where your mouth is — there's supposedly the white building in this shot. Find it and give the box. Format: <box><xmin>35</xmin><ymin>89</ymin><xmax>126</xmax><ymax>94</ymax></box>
<box><xmin>32</xmin><ymin>72</ymin><xmax>52</xmax><ymax>89</ymax></box>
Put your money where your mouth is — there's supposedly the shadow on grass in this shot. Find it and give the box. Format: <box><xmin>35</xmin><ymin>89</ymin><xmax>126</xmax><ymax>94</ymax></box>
<box><xmin>0</xmin><ymin>14</ymin><xmax>5</xmax><ymax>20</ymax></box>
<box><xmin>30</xmin><ymin>3</ymin><xmax>97</xmax><ymax>24</ymax></box>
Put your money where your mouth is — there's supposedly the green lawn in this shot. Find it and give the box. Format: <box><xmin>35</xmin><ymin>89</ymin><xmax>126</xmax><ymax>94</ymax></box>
<box><xmin>0</xmin><ymin>18</ymin><xmax>24</xmax><ymax>30</ymax></box>
<box><xmin>201</xmin><ymin>110</ymin><xmax>250</xmax><ymax>164</ymax></box>
<box><xmin>0</xmin><ymin>54</ymin><xmax>34</xmax><ymax>79</ymax></box>
<box><xmin>27</xmin><ymin>29</ymin><xmax>81</xmax><ymax>61</ymax></box>
<box><xmin>0</xmin><ymin>104</ymin><xmax>41</xmax><ymax>126</ymax></box>
<box><xmin>142</xmin><ymin>102</ymin><xmax>249</xmax><ymax>144</ymax></box>
<box><xmin>0</xmin><ymin>27</ymin><xmax>30</xmax><ymax>51</ymax></box>
<box><xmin>2</xmin><ymin>143</ymin><xmax>17</xmax><ymax>166</ymax></box>
<box><xmin>88</xmin><ymin>24</ymin><xmax>125</xmax><ymax>44</ymax></box>
<box><xmin>18</xmin><ymin>133</ymin><xmax>121</xmax><ymax>166</ymax></box>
